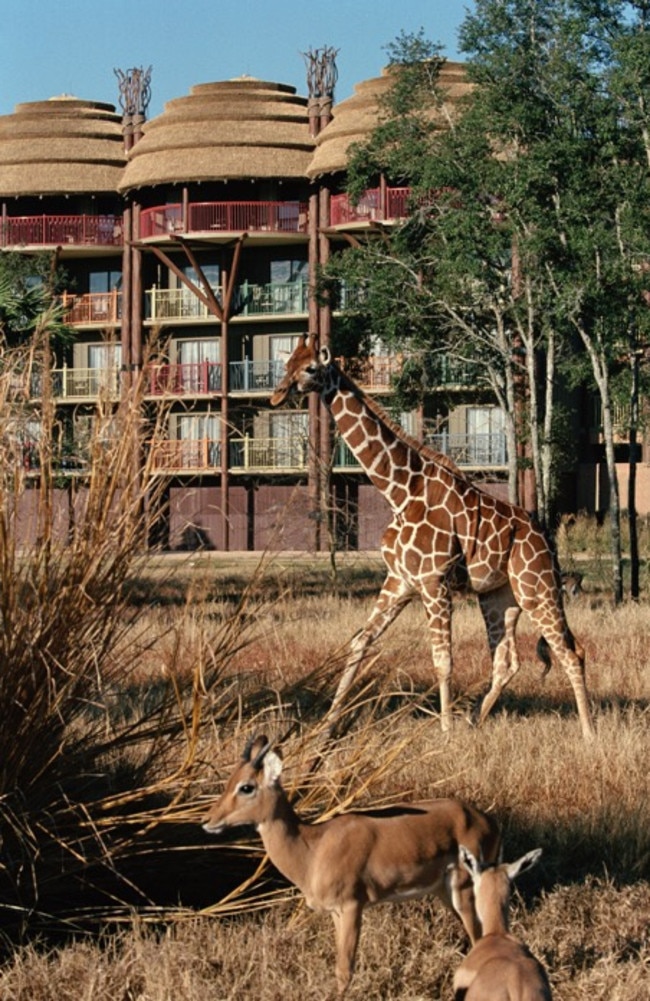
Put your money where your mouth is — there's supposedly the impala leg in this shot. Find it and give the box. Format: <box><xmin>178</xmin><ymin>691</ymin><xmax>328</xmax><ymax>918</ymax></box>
<box><xmin>475</xmin><ymin>588</ymin><xmax>522</xmax><ymax>725</ymax></box>
<box><xmin>328</xmin><ymin>573</ymin><xmax>413</xmax><ymax>726</ymax></box>
<box><xmin>447</xmin><ymin>863</ymin><xmax>482</xmax><ymax>944</ymax></box>
<box><xmin>331</xmin><ymin>902</ymin><xmax>364</xmax><ymax>996</ymax></box>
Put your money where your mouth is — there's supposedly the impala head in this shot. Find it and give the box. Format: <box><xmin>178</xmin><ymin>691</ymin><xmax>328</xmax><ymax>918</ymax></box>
<box><xmin>458</xmin><ymin>845</ymin><xmax>543</xmax><ymax>928</ymax></box>
<box><xmin>270</xmin><ymin>334</ymin><xmax>333</xmax><ymax>406</ymax></box>
<box><xmin>202</xmin><ymin>735</ymin><xmax>284</xmax><ymax>836</ymax></box>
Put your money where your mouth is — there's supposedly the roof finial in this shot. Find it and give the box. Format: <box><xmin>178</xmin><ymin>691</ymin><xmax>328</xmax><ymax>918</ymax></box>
<box><xmin>114</xmin><ymin>65</ymin><xmax>152</xmax><ymax>118</ymax></box>
<box><xmin>302</xmin><ymin>46</ymin><xmax>338</xmax><ymax>101</ymax></box>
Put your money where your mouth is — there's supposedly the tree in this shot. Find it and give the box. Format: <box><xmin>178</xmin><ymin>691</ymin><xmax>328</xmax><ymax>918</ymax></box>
<box><xmin>327</xmin><ymin>2</ymin><xmax>650</xmax><ymax>600</ymax></box>
<box><xmin>0</xmin><ymin>251</ymin><xmax>71</xmax><ymax>346</ymax></box>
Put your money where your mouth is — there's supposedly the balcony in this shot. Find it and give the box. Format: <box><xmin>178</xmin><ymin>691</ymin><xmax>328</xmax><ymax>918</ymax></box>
<box><xmin>229</xmin><ymin>360</ymin><xmax>285</xmax><ymax>393</ymax></box>
<box><xmin>145</xmin><ymin>362</ymin><xmax>222</xmax><ymax>396</ymax></box>
<box><xmin>145</xmin><ymin>280</ymin><xmax>309</xmax><ymax>323</ymax></box>
<box><xmin>139</xmin><ymin>200</ymin><xmax>309</xmax><ymax>239</ymax></box>
<box><xmin>336</xmin><ymin>355</ymin><xmax>403</xmax><ymax>391</ymax></box>
<box><xmin>235</xmin><ymin>279</ymin><xmax>309</xmax><ymax>316</ymax></box>
<box><xmin>31</xmin><ymin>366</ymin><xmax>121</xmax><ymax>401</ymax></box>
<box><xmin>336</xmin><ymin>354</ymin><xmax>481</xmax><ymax>391</ymax></box>
<box><xmin>330</xmin><ymin>187</ymin><xmax>411</xmax><ymax>227</ymax></box>
<box><xmin>150</xmin><ymin>439</ymin><xmax>222</xmax><ymax>473</ymax></box>
<box><xmin>59</xmin><ymin>290</ymin><xmax>122</xmax><ymax>325</ymax></box>
<box><xmin>1</xmin><ymin>214</ymin><xmax>123</xmax><ymax>248</ymax></box>
<box><xmin>229</xmin><ymin>436</ymin><xmax>309</xmax><ymax>472</ymax></box>
<box><xmin>426</xmin><ymin>431</ymin><xmax>507</xmax><ymax>467</ymax></box>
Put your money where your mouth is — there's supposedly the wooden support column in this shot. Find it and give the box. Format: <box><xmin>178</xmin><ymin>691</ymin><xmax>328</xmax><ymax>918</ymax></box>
<box><xmin>318</xmin><ymin>184</ymin><xmax>333</xmax><ymax>552</ymax></box>
<box><xmin>131</xmin><ymin>203</ymin><xmax>143</xmax><ymax>370</ymax></box>
<box><xmin>120</xmin><ymin>204</ymin><xmax>132</xmax><ymax>389</ymax></box>
<box><xmin>308</xmin><ymin>189</ymin><xmax>321</xmax><ymax>551</ymax></box>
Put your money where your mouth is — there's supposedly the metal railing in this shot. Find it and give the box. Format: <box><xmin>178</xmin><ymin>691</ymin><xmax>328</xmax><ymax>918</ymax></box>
<box><xmin>31</xmin><ymin>367</ymin><xmax>121</xmax><ymax>400</ymax></box>
<box><xmin>229</xmin><ymin>435</ymin><xmax>309</xmax><ymax>471</ymax></box>
<box><xmin>150</xmin><ymin>439</ymin><xmax>222</xmax><ymax>472</ymax></box>
<box><xmin>336</xmin><ymin>355</ymin><xmax>404</xmax><ymax>390</ymax></box>
<box><xmin>145</xmin><ymin>362</ymin><xmax>223</xmax><ymax>395</ymax></box>
<box><xmin>139</xmin><ymin>200</ymin><xmax>309</xmax><ymax>239</ymax></box>
<box><xmin>1</xmin><ymin>214</ymin><xmax>123</xmax><ymax>247</ymax></box>
<box><xmin>234</xmin><ymin>280</ymin><xmax>309</xmax><ymax>315</ymax></box>
<box><xmin>146</xmin><ymin>281</ymin><xmax>309</xmax><ymax>321</ymax></box>
<box><xmin>146</xmin><ymin>287</ymin><xmax>211</xmax><ymax>320</ymax></box>
<box><xmin>59</xmin><ymin>290</ymin><xmax>122</xmax><ymax>325</ymax></box>
<box><xmin>229</xmin><ymin>360</ymin><xmax>286</xmax><ymax>393</ymax></box>
<box><xmin>330</xmin><ymin>187</ymin><xmax>411</xmax><ymax>226</ymax></box>
<box><xmin>426</xmin><ymin>431</ymin><xmax>507</xmax><ymax>466</ymax></box>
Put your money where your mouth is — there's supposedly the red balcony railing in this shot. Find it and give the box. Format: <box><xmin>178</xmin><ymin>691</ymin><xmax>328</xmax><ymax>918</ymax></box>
<box><xmin>1</xmin><ymin>214</ymin><xmax>123</xmax><ymax>247</ymax></box>
<box><xmin>139</xmin><ymin>201</ymin><xmax>308</xmax><ymax>239</ymax></box>
<box><xmin>330</xmin><ymin>187</ymin><xmax>411</xmax><ymax>226</ymax></box>
<box><xmin>145</xmin><ymin>362</ymin><xmax>223</xmax><ymax>396</ymax></box>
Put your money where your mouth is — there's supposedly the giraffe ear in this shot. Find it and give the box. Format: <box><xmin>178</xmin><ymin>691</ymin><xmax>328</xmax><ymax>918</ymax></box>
<box><xmin>320</xmin><ymin>346</ymin><xmax>331</xmax><ymax>365</ymax></box>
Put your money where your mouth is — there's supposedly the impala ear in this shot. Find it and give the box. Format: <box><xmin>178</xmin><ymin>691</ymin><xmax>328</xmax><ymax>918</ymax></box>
<box><xmin>262</xmin><ymin>749</ymin><xmax>283</xmax><ymax>786</ymax></box>
<box><xmin>507</xmin><ymin>848</ymin><xmax>543</xmax><ymax>882</ymax></box>
<box><xmin>458</xmin><ymin>844</ymin><xmax>479</xmax><ymax>878</ymax></box>
<box><xmin>319</xmin><ymin>346</ymin><xmax>331</xmax><ymax>365</ymax></box>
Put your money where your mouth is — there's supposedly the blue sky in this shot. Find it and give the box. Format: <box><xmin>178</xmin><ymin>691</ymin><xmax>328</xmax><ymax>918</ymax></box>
<box><xmin>0</xmin><ymin>0</ymin><xmax>471</xmax><ymax>120</ymax></box>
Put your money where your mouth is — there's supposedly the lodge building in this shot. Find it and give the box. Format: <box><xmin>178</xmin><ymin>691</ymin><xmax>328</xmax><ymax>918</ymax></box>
<box><xmin>0</xmin><ymin>56</ymin><xmax>640</xmax><ymax>551</ymax></box>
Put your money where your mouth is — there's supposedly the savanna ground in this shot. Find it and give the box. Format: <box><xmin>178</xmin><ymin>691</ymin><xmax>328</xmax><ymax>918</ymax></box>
<box><xmin>1</xmin><ymin>533</ymin><xmax>648</xmax><ymax>1001</ymax></box>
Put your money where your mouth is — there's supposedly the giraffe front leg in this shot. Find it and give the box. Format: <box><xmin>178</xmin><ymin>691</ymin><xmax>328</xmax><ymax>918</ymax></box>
<box><xmin>327</xmin><ymin>573</ymin><xmax>413</xmax><ymax>730</ymax></box>
<box><xmin>421</xmin><ymin>582</ymin><xmax>454</xmax><ymax>731</ymax></box>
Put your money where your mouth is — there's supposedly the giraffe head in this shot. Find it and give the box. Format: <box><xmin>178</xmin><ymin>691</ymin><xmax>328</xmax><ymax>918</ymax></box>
<box><xmin>270</xmin><ymin>334</ymin><xmax>333</xmax><ymax>406</ymax></box>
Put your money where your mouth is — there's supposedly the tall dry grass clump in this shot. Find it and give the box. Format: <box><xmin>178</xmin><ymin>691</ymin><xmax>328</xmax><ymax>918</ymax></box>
<box><xmin>0</xmin><ymin>330</ymin><xmax>280</xmax><ymax>941</ymax></box>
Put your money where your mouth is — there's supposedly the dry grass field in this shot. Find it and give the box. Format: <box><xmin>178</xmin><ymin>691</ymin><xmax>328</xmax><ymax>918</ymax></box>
<box><xmin>0</xmin><ymin>543</ymin><xmax>648</xmax><ymax>1001</ymax></box>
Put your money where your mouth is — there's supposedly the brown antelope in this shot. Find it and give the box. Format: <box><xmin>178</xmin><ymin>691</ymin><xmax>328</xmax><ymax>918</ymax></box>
<box><xmin>202</xmin><ymin>735</ymin><xmax>501</xmax><ymax>997</ymax></box>
<box><xmin>453</xmin><ymin>845</ymin><xmax>552</xmax><ymax>1000</ymax></box>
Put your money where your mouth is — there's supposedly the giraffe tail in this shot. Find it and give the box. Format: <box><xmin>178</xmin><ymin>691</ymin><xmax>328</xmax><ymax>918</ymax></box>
<box><xmin>537</xmin><ymin>629</ymin><xmax>578</xmax><ymax>680</ymax></box>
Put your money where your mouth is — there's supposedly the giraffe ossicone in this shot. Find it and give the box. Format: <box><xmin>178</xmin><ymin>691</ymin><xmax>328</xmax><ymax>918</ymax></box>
<box><xmin>271</xmin><ymin>335</ymin><xmax>595</xmax><ymax>741</ymax></box>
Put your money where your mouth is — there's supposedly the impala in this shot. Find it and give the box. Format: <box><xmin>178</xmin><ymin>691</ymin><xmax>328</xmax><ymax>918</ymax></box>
<box><xmin>453</xmin><ymin>845</ymin><xmax>552</xmax><ymax>1000</ymax></box>
<box><xmin>202</xmin><ymin>735</ymin><xmax>501</xmax><ymax>996</ymax></box>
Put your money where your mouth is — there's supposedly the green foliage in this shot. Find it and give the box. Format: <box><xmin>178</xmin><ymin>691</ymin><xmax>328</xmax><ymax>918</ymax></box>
<box><xmin>0</xmin><ymin>252</ymin><xmax>73</xmax><ymax>345</ymax></box>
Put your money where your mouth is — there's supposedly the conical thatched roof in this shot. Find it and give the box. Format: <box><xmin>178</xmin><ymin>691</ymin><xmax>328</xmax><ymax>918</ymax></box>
<box><xmin>307</xmin><ymin>61</ymin><xmax>472</xmax><ymax>178</ymax></box>
<box><xmin>0</xmin><ymin>97</ymin><xmax>125</xmax><ymax>196</ymax></box>
<box><xmin>119</xmin><ymin>77</ymin><xmax>314</xmax><ymax>191</ymax></box>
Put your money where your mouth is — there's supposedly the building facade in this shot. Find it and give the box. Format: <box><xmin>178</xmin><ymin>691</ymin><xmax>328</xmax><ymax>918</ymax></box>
<box><xmin>0</xmin><ymin>59</ymin><xmax>640</xmax><ymax>551</ymax></box>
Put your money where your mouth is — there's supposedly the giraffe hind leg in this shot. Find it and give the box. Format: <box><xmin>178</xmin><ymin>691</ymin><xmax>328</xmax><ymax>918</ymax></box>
<box><xmin>475</xmin><ymin>589</ymin><xmax>522</xmax><ymax>725</ymax></box>
<box><xmin>528</xmin><ymin>605</ymin><xmax>594</xmax><ymax>739</ymax></box>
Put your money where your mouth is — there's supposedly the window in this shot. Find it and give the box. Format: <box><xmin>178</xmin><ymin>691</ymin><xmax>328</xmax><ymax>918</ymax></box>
<box><xmin>269</xmin><ymin>334</ymin><xmax>301</xmax><ymax>383</ymax></box>
<box><xmin>178</xmin><ymin>264</ymin><xmax>220</xmax><ymax>291</ymax></box>
<box><xmin>89</xmin><ymin>270</ymin><xmax>122</xmax><ymax>293</ymax></box>
<box><xmin>176</xmin><ymin>338</ymin><xmax>221</xmax><ymax>392</ymax></box>
<box><xmin>270</xmin><ymin>259</ymin><xmax>307</xmax><ymax>284</ymax></box>
<box><xmin>88</xmin><ymin>342</ymin><xmax>122</xmax><ymax>370</ymax></box>
<box><xmin>466</xmin><ymin>407</ymin><xmax>506</xmax><ymax>464</ymax></box>
<box><xmin>269</xmin><ymin>411</ymin><xmax>309</xmax><ymax>466</ymax></box>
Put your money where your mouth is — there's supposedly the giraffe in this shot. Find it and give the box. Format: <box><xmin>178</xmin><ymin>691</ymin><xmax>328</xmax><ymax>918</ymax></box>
<box><xmin>270</xmin><ymin>336</ymin><xmax>595</xmax><ymax>741</ymax></box>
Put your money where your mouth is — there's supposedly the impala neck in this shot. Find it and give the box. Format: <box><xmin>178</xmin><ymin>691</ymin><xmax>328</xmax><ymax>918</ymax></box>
<box><xmin>476</xmin><ymin>879</ymin><xmax>510</xmax><ymax>937</ymax></box>
<box><xmin>257</xmin><ymin>788</ymin><xmax>312</xmax><ymax>893</ymax></box>
<box><xmin>323</xmin><ymin>368</ymin><xmax>420</xmax><ymax>515</ymax></box>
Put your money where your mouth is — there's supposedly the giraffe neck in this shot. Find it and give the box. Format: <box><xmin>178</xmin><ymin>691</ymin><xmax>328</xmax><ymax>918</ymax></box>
<box><xmin>323</xmin><ymin>370</ymin><xmax>424</xmax><ymax>514</ymax></box>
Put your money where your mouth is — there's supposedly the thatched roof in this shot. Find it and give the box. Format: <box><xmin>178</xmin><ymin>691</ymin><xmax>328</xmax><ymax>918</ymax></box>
<box><xmin>307</xmin><ymin>61</ymin><xmax>472</xmax><ymax>178</ymax></box>
<box><xmin>0</xmin><ymin>97</ymin><xmax>125</xmax><ymax>196</ymax></box>
<box><xmin>119</xmin><ymin>78</ymin><xmax>314</xmax><ymax>191</ymax></box>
